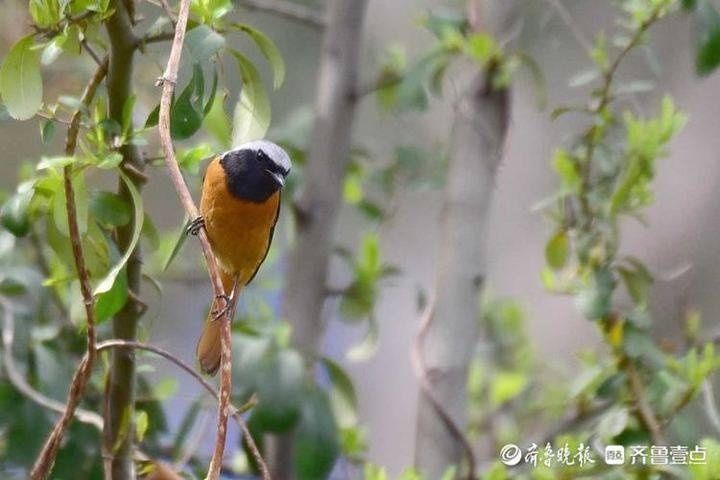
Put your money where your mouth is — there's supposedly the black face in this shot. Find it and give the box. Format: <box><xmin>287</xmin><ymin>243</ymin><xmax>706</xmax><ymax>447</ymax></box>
<box><xmin>219</xmin><ymin>148</ymin><xmax>289</xmax><ymax>203</ymax></box>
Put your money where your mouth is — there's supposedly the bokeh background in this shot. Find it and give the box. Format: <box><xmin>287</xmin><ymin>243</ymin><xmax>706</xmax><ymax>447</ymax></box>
<box><xmin>1</xmin><ymin>0</ymin><xmax>719</xmax><ymax>475</ymax></box>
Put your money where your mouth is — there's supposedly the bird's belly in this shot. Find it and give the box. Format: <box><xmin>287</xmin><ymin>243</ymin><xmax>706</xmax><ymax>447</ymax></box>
<box><xmin>201</xmin><ymin>190</ymin><xmax>279</xmax><ymax>284</ymax></box>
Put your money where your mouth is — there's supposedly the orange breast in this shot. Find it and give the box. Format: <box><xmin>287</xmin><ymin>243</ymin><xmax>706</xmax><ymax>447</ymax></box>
<box><xmin>200</xmin><ymin>157</ymin><xmax>280</xmax><ymax>285</ymax></box>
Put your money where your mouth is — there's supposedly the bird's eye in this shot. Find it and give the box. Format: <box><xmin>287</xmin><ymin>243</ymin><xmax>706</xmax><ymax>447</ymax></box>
<box><xmin>257</xmin><ymin>150</ymin><xmax>266</xmax><ymax>161</ymax></box>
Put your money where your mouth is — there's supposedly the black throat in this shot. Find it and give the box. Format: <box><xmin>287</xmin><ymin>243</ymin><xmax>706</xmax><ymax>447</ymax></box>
<box><xmin>219</xmin><ymin>149</ymin><xmax>280</xmax><ymax>203</ymax></box>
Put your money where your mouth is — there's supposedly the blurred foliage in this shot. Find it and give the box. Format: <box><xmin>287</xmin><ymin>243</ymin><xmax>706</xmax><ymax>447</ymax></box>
<box><xmin>0</xmin><ymin>0</ymin><xmax>719</xmax><ymax>478</ymax></box>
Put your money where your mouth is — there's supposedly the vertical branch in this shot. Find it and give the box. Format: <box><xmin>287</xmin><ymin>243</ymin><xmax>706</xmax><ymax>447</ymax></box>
<box><xmin>29</xmin><ymin>57</ymin><xmax>109</xmax><ymax>480</ymax></box>
<box><xmin>274</xmin><ymin>0</ymin><xmax>368</xmax><ymax>474</ymax></box>
<box><xmin>155</xmin><ymin>0</ymin><xmax>235</xmax><ymax>478</ymax></box>
<box><xmin>103</xmin><ymin>2</ymin><xmax>143</xmax><ymax>478</ymax></box>
<box><xmin>413</xmin><ymin>69</ymin><xmax>510</xmax><ymax>479</ymax></box>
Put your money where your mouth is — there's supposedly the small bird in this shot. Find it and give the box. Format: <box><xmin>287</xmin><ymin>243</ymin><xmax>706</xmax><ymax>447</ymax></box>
<box><xmin>192</xmin><ymin>140</ymin><xmax>291</xmax><ymax>375</ymax></box>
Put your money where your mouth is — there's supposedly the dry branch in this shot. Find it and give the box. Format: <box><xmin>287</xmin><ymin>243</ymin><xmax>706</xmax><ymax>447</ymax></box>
<box><xmin>29</xmin><ymin>57</ymin><xmax>109</xmax><ymax>480</ymax></box>
<box><xmin>155</xmin><ymin>0</ymin><xmax>235</xmax><ymax>477</ymax></box>
<box><xmin>237</xmin><ymin>0</ymin><xmax>325</xmax><ymax>28</ymax></box>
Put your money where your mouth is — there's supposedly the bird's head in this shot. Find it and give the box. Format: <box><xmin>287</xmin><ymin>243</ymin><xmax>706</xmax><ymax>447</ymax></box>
<box><xmin>219</xmin><ymin>140</ymin><xmax>292</xmax><ymax>203</ymax></box>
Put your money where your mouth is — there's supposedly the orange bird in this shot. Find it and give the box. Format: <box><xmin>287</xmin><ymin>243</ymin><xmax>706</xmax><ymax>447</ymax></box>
<box><xmin>192</xmin><ymin>140</ymin><xmax>291</xmax><ymax>375</ymax></box>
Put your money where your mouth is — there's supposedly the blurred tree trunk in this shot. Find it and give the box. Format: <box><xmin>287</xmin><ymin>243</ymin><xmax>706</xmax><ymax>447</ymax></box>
<box><xmin>413</xmin><ymin>2</ymin><xmax>515</xmax><ymax>474</ymax></box>
<box><xmin>103</xmin><ymin>1</ymin><xmax>143</xmax><ymax>478</ymax></box>
<box><xmin>271</xmin><ymin>0</ymin><xmax>368</xmax><ymax>477</ymax></box>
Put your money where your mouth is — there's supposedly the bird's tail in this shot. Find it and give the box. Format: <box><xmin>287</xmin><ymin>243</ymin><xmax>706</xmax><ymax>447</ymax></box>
<box><xmin>196</xmin><ymin>270</ymin><xmax>239</xmax><ymax>375</ymax></box>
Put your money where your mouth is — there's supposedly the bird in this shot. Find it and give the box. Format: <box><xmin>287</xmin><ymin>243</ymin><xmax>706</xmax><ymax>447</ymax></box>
<box><xmin>191</xmin><ymin>140</ymin><xmax>291</xmax><ymax>375</ymax></box>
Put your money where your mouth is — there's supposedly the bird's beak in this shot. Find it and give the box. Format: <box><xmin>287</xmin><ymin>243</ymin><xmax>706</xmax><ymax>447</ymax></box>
<box><xmin>265</xmin><ymin>169</ymin><xmax>285</xmax><ymax>188</ymax></box>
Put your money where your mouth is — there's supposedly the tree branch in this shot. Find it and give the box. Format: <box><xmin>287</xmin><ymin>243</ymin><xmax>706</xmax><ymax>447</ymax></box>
<box><xmin>237</xmin><ymin>0</ymin><xmax>325</xmax><ymax>28</ymax></box>
<box><xmin>29</xmin><ymin>56</ymin><xmax>109</xmax><ymax>480</ymax></box>
<box><xmin>103</xmin><ymin>1</ymin><xmax>145</xmax><ymax>477</ymax></box>
<box><xmin>95</xmin><ymin>339</ymin><xmax>268</xmax><ymax>480</ymax></box>
<box><xmin>411</xmin><ymin>296</ymin><xmax>476</xmax><ymax>479</ymax></box>
<box><xmin>625</xmin><ymin>359</ymin><xmax>665</xmax><ymax>445</ymax></box>
<box><xmin>275</xmin><ymin>0</ymin><xmax>368</xmax><ymax>474</ymax></box>
<box><xmin>156</xmin><ymin>0</ymin><xmax>235</xmax><ymax>478</ymax></box>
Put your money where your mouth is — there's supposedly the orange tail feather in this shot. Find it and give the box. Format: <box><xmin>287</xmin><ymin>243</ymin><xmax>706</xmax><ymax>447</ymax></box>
<box><xmin>196</xmin><ymin>270</ymin><xmax>238</xmax><ymax>375</ymax></box>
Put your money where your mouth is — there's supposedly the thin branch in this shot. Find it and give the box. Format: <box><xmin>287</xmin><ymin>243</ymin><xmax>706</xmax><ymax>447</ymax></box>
<box><xmin>541</xmin><ymin>0</ymin><xmax>593</xmax><ymax>54</ymax></box>
<box><xmin>410</xmin><ymin>296</ymin><xmax>477</xmax><ymax>480</ymax></box>
<box><xmin>156</xmin><ymin>0</ymin><xmax>236</xmax><ymax>477</ymax></box>
<box><xmin>137</xmin><ymin>30</ymin><xmax>176</xmax><ymax>48</ymax></box>
<box><xmin>0</xmin><ymin>296</ymin><xmax>104</xmax><ymax>430</ymax></box>
<box><xmin>81</xmin><ymin>40</ymin><xmax>104</xmax><ymax>66</ymax></box>
<box><xmin>95</xmin><ymin>340</ymin><xmax>269</xmax><ymax>479</ymax></box>
<box><xmin>702</xmin><ymin>380</ymin><xmax>720</xmax><ymax>435</ymax></box>
<box><xmin>625</xmin><ymin>359</ymin><xmax>665</xmax><ymax>445</ymax></box>
<box><xmin>30</xmin><ymin>56</ymin><xmax>109</xmax><ymax>480</ymax></box>
<box><xmin>237</xmin><ymin>0</ymin><xmax>325</xmax><ymax>28</ymax></box>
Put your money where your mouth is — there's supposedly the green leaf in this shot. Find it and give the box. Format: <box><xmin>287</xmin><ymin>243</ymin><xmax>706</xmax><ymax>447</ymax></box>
<box><xmin>689</xmin><ymin>438</ymin><xmax>720</xmax><ymax>479</ymax></box>
<box><xmin>37</xmin><ymin>155</ymin><xmax>75</xmax><ymax>170</ymax></box>
<box><xmin>233</xmin><ymin>23</ymin><xmax>286</xmax><ymax>89</ymax></box>
<box><xmin>346</xmin><ymin>315</ymin><xmax>379</xmax><ymax>361</ymax></box>
<box><xmin>0</xmin><ymin>182</ymin><xmax>34</xmax><ymax>237</ymax></box>
<box><xmin>121</xmin><ymin>95</ymin><xmax>136</xmax><ymax>137</ymax></box>
<box><xmin>695</xmin><ymin>0</ymin><xmax>720</xmax><ymax>75</ymax></box>
<box><xmin>0</xmin><ymin>35</ymin><xmax>43</xmax><ymax>120</ymax></box>
<box><xmin>135</xmin><ymin>410</ymin><xmax>149</xmax><ymax>442</ymax></box>
<box><xmin>162</xmin><ymin>217</ymin><xmax>190</xmax><ymax>271</ymax></box>
<box><xmin>293</xmin><ymin>386</ymin><xmax>339</xmax><ymax>480</ymax></box>
<box><xmin>96</xmin><ymin>152</ymin><xmax>124</xmax><ymax>169</ymax></box>
<box><xmin>185</xmin><ymin>25</ymin><xmax>225</xmax><ymax>63</ymax></box>
<box><xmin>618</xmin><ymin>260</ymin><xmax>653</xmax><ymax>306</ymax></box>
<box><xmin>250</xmin><ymin>349</ymin><xmax>304</xmax><ymax>433</ymax></box>
<box><xmin>90</xmin><ymin>191</ymin><xmax>131</xmax><ymax>228</ymax></box>
<box><xmin>94</xmin><ymin>267</ymin><xmax>127</xmax><ymax>322</ymax></box>
<box><xmin>490</xmin><ymin>371</ymin><xmax>527</xmax><ymax>407</ymax></box>
<box><xmin>40</xmin><ymin>119</ymin><xmax>55</xmax><ymax>144</ymax></box>
<box><xmin>231</xmin><ymin>50</ymin><xmax>271</xmax><ymax>144</ymax></box>
<box><xmin>321</xmin><ymin>356</ymin><xmax>358</xmax><ymax>428</ymax></box>
<box><xmin>545</xmin><ymin>230</ymin><xmax>569</xmax><ymax>270</ymax></box>
<box><xmin>395</xmin><ymin>49</ymin><xmax>445</xmax><ymax>112</ymax></box>
<box><xmin>52</xmin><ymin>171</ymin><xmax>88</xmax><ymax>237</ymax></box>
<box><xmin>93</xmin><ymin>172</ymin><xmax>143</xmax><ymax>295</ymax></box>
<box><xmin>153</xmin><ymin>377</ymin><xmax>179</xmax><ymax>400</ymax></box>
<box><xmin>169</xmin><ymin>64</ymin><xmax>205</xmax><ymax>139</ymax></box>
<box><xmin>29</xmin><ymin>0</ymin><xmax>62</xmax><ymax>28</ymax></box>
<box><xmin>203</xmin><ymin>91</ymin><xmax>231</xmax><ymax>148</ymax></box>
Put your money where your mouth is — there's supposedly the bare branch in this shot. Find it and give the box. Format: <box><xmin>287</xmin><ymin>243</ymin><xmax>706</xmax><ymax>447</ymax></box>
<box><xmin>30</xmin><ymin>56</ymin><xmax>108</xmax><ymax>480</ymax></box>
<box><xmin>411</xmin><ymin>296</ymin><xmax>477</xmax><ymax>479</ymax></box>
<box><xmin>156</xmin><ymin>0</ymin><xmax>236</xmax><ymax>477</ymax></box>
<box><xmin>237</xmin><ymin>0</ymin><xmax>325</xmax><ymax>28</ymax></box>
<box><xmin>95</xmin><ymin>340</ymin><xmax>269</xmax><ymax>479</ymax></box>
<box><xmin>626</xmin><ymin>359</ymin><xmax>665</xmax><ymax>445</ymax></box>
<box><xmin>540</xmin><ymin>0</ymin><xmax>593</xmax><ymax>54</ymax></box>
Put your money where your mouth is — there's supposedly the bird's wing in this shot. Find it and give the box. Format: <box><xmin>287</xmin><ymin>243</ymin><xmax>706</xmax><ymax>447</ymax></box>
<box><xmin>245</xmin><ymin>190</ymin><xmax>281</xmax><ymax>286</ymax></box>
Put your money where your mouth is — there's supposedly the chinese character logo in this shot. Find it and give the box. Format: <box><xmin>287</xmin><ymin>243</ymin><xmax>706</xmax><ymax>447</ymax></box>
<box><xmin>605</xmin><ymin>445</ymin><xmax>625</xmax><ymax>465</ymax></box>
<box><xmin>499</xmin><ymin>444</ymin><xmax>523</xmax><ymax>466</ymax></box>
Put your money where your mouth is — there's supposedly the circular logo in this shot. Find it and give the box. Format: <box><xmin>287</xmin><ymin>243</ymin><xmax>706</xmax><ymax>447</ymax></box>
<box><xmin>500</xmin><ymin>443</ymin><xmax>522</xmax><ymax>466</ymax></box>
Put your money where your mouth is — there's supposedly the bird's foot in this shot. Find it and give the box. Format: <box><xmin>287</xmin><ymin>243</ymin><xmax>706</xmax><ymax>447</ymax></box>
<box><xmin>187</xmin><ymin>216</ymin><xmax>205</xmax><ymax>236</ymax></box>
<box><xmin>211</xmin><ymin>293</ymin><xmax>233</xmax><ymax>320</ymax></box>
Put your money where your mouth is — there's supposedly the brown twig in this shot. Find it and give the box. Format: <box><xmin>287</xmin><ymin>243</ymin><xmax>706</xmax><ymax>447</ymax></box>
<box><xmin>30</xmin><ymin>56</ymin><xmax>109</xmax><ymax>480</ymax></box>
<box><xmin>410</xmin><ymin>295</ymin><xmax>477</xmax><ymax>479</ymax></box>
<box><xmin>95</xmin><ymin>340</ymin><xmax>269</xmax><ymax>479</ymax></box>
<box><xmin>237</xmin><ymin>0</ymin><xmax>325</xmax><ymax>28</ymax></box>
<box><xmin>625</xmin><ymin>359</ymin><xmax>665</xmax><ymax>445</ymax></box>
<box><xmin>156</xmin><ymin>1</ymin><xmax>236</xmax><ymax>478</ymax></box>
